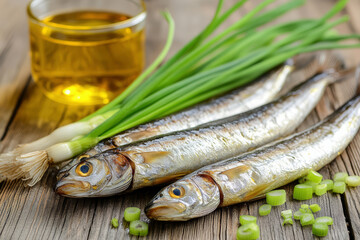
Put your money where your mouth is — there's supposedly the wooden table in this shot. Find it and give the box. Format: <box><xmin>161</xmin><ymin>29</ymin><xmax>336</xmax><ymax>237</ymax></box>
<box><xmin>1</xmin><ymin>0</ymin><xmax>360</xmax><ymax>239</ymax></box>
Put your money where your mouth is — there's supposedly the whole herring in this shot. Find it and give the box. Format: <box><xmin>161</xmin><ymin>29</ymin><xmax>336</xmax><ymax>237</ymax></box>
<box><xmin>54</xmin><ymin>67</ymin><xmax>351</xmax><ymax>198</ymax></box>
<box><xmin>145</xmin><ymin>94</ymin><xmax>360</xmax><ymax>221</ymax></box>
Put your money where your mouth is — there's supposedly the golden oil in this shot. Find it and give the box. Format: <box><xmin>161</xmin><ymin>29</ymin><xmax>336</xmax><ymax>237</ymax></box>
<box><xmin>29</xmin><ymin>10</ymin><xmax>145</xmax><ymax>105</ymax></box>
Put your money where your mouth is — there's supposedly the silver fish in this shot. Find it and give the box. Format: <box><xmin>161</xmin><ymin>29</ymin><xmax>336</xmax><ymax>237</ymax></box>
<box><xmin>55</xmin><ymin>68</ymin><xmax>351</xmax><ymax>198</ymax></box>
<box><xmin>145</xmin><ymin>93</ymin><xmax>360</xmax><ymax>221</ymax></box>
<box><xmin>59</xmin><ymin>53</ymin><xmax>340</xmax><ymax>173</ymax></box>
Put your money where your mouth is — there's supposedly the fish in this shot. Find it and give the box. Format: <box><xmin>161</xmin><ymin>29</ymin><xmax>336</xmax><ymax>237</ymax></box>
<box><xmin>145</xmin><ymin>92</ymin><xmax>360</xmax><ymax>221</ymax></box>
<box><xmin>58</xmin><ymin>52</ymin><xmax>341</xmax><ymax>173</ymax></box>
<box><xmin>54</xmin><ymin>67</ymin><xmax>353</xmax><ymax>198</ymax></box>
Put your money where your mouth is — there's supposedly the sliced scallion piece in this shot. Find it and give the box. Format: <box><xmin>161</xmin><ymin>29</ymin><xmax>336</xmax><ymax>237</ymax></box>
<box><xmin>298</xmin><ymin>176</ymin><xmax>308</xmax><ymax>184</ymax></box>
<box><xmin>300</xmin><ymin>213</ymin><xmax>315</xmax><ymax>226</ymax></box>
<box><xmin>239</xmin><ymin>215</ymin><xmax>257</xmax><ymax>225</ymax></box>
<box><xmin>309</xmin><ymin>204</ymin><xmax>321</xmax><ymax>213</ymax></box>
<box><xmin>333</xmin><ymin>181</ymin><xmax>346</xmax><ymax>194</ymax></box>
<box><xmin>312</xmin><ymin>222</ymin><xmax>329</xmax><ymax>237</ymax></box>
<box><xmin>129</xmin><ymin>220</ymin><xmax>149</xmax><ymax>237</ymax></box>
<box><xmin>301</xmin><ymin>204</ymin><xmax>309</xmax><ymax>209</ymax></box>
<box><xmin>236</xmin><ymin>223</ymin><xmax>260</xmax><ymax>240</ymax></box>
<box><xmin>259</xmin><ymin>204</ymin><xmax>272</xmax><ymax>216</ymax></box>
<box><xmin>345</xmin><ymin>176</ymin><xmax>360</xmax><ymax>187</ymax></box>
<box><xmin>315</xmin><ymin>216</ymin><xmax>334</xmax><ymax>225</ymax></box>
<box><xmin>111</xmin><ymin>218</ymin><xmax>119</xmax><ymax>228</ymax></box>
<box><xmin>294</xmin><ymin>211</ymin><xmax>302</xmax><ymax>220</ymax></box>
<box><xmin>266</xmin><ymin>189</ymin><xmax>286</xmax><ymax>206</ymax></box>
<box><xmin>282</xmin><ymin>218</ymin><xmax>293</xmax><ymax>225</ymax></box>
<box><xmin>293</xmin><ymin>184</ymin><xmax>313</xmax><ymax>200</ymax></box>
<box><xmin>333</xmin><ymin>172</ymin><xmax>348</xmax><ymax>182</ymax></box>
<box><xmin>307</xmin><ymin>170</ymin><xmax>323</xmax><ymax>183</ymax></box>
<box><xmin>321</xmin><ymin>179</ymin><xmax>334</xmax><ymax>191</ymax></box>
<box><xmin>315</xmin><ymin>184</ymin><xmax>327</xmax><ymax>196</ymax></box>
<box><xmin>124</xmin><ymin>207</ymin><xmax>141</xmax><ymax>222</ymax></box>
<box><xmin>304</xmin><ymin>181</ymin><xmax>318</xmax><ymax>191</ymax></box>
<box><xmin>299</xmin><ymin>208</ymin><xmax>312</xmax><ymax>214</ymax></box>
<box><xmin>281</xmin><ymin>210</ymin><xmax>292</xmax><ymax>219</ymax></box>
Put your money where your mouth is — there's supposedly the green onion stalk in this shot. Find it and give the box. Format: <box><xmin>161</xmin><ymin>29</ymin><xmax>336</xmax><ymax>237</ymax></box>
<box><xmin>1</xmin><ymin>0</ymin><xmax>360</xmax><ymax>186</ymax></box>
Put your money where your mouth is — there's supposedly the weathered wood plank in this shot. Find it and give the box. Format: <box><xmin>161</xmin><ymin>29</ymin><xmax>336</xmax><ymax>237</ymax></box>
<box><xmin>0</xmin><ymin>0</ymin><xmax>360</xmax><ymax>240</ymax></box>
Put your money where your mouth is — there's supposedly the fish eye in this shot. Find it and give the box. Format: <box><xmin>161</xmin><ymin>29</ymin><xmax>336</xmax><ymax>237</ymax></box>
<box><xmin>75</xmin><ymin>162</ymin><xmax>93</xmax><ymax>177</ymax></box>
<box><xmin>169</xmin><ymin>186</ymin><xmax>185</xmax><ymax>198</ymax></box>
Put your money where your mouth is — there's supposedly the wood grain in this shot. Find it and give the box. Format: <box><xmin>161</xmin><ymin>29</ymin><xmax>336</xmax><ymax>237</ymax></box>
<box><xmin>1</xmin><ymin>0</ymin><xmax>360</xmax><ymax>240</ymax></box>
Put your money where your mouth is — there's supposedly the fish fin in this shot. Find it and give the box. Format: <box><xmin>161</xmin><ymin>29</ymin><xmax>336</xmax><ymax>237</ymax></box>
<box><xmin>241</xmin><ymin>183</ymin><xmax>271</xmax><ymax>202</ymax></box>
<box><xmin>355</xmin><ymin>65</ymin><xmax>360</xmax><ymax>96</ymax></box>
<box><xmin>325</xmin><ymin>66</ymin><xmax>356</xmax><ymax>85</ymax></box>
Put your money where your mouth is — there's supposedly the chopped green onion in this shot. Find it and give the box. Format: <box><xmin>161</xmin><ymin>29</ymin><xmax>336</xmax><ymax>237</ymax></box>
<box><xmin>294</xmin><ymin>211</ymin><xmax>302</xmax><ymax>220</ymax></box>
<box><xmin>259</xmin><ymin>204</ymin><xmax>272</xmax><ymax>216</ymax></box>
<box><xmin>298</xmin><ymin>176</ymin><xmax>308</xmax><ymax>184</ymax></box>
<box><xmin>307</xmin><ymin>170</ymin><xmax>323</xmax><ymax>183</ymax></box>
<box><xmin>281</xmin><ymin>210</ymin><xmax>292</xmax><ymax>219</ymax></box>
<box><xmin>333</xmin><ymin>181</ymin><xmax>346</xmax><ymax>194</ymax></box>
<box><xmin>312</xmin><ymin>222</ymin><xmax>328</xmax><ymax>237</ymax></box>
<box><xmin>111</xmin><ymin>218</ymin><xmax>119</xmax><ymax>228</ymax></box>
<box><xmin>321</xmin><ymin>179</ymin><xmax>334</xmax><ymax>191</ymax></box>
<box><xmin>345</xmin><ymin>176</ymin><xmax>360</xmax><ymax>187</ymax></box>
<box><xmin>300</xmin><ymin>213</ymin><xmax>315</xmax><ymax>226</ymax></box>
<box><xmin>299</xmin><ymin>208</ymin><xmax>312</xmax><ymax>214</ymax></box>
<box><xmin>293</xmin><ymin>184</ymin><xmax>313</xmax><ymax>200</ymax></box>
<box><xmin>266</xmin><ymin>189</ymin><xmax>286</xmax><ymax>206</ymax></box>
<box><xmin>301</xmin><ymin>204</ymin><xmax>309</xmax><ymax>209</ymax></box>
<box><xmin>282</xmin><ymin>218</ymin><xmax>293</xmax><ymax>225</ymax></box>
<box><xmin>304</xmin><ymin>181</ymin><xmax>318</xmax><ymax>191</ymax></box>
<box><xmin>236</xmin><ymin>223</ymin><xmax>260</xmax><ymax>240</ymax></box>
<box><xmin>124</xmin><ymin>207</ymin><xmax>141</xmax><ymax>222</ymax></box>
<box><xmin>129</xmin><ymin>220</ymin><xmax>149</xmax><ymax>237</ymax></box>
<box><xmin>310</xmin><ymin>204</ymin><xmax>321</xmax><ymax>213</ymax></box>
<box><xmin>239</xmin><ymin>215</ymin><xmax>257</xmax><ymax>225</ymax></box>
<box><xmin>315</xmin><ymin>216</ymin><xmax>334</xmax><ymax>225</ymax></box>
<box><xmin>315</xmin><ymin>184</ymin><xmax>327</xmax><ymax>196</ymax></box>
<box><xmin>333</xmin><ymin>172</ymin><xmax>348</xmax><ymax>182</ymax></box>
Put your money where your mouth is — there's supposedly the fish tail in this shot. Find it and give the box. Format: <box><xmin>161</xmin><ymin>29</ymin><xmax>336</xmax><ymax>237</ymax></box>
<box><xmin>325</xmin><ymin>65</ymin><xmax>357</xmax><ymax>85</ymax></box>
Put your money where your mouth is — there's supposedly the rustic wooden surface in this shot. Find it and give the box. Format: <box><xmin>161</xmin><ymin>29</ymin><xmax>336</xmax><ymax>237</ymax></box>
<box><xmin>0</xmin><ymin>0</ymin><xmax>360</xmax><ymax>239</ymax></box>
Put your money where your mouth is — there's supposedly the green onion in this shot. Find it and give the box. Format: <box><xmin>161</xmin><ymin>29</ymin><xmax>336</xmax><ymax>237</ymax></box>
<box><xmin>300</xmin><ymin>213</ymin><xmax>315</xmax><ymax>226</ymax></box>
<box><xmin>281</xmin><ymin>210</ymin><xmax>293</xmax><ymax>219</ymax></box>
<box><xmin>266</xmin><ymin>189</ymin><xmax>286</xmax><ymax>206</ymax></box>
<box><xmin>304</xmin><ymin>181</ymin><xmax>318</xmax><ymax>191</ymax></box>
<box><xmin>300</xmin><ymin>208</ymin><xmax>312</xmax><ymax>214</ymax></box>
<box><xmin>333</xmin><ymin>181</ymin><xmax>346</xmax><ymax>194</ymax></box>
<box><xmin>315</xmin><ymin>216</ymin><xmax>334</xmax><ymax>225</ymax></box>
<box><xmin>111</xmin><ymin>218</ymin><xmax>119</xmax><ymax>228</ymax></box>
<box><xmin>301</xmin><ymin>204</ymin><xmax>309</xmax><ymax>209</ymax></box>
<box><xmin>236</xmin><ymin>223</ymin><xmax>260</xmax><ymax>240</ymax></box>
<box><xmin>320</xmin><ymin>179</ymin><xmax>334</xmax><ymax>191</ymax></box>
<box><xmin>124</xmin><ymin>207</ymin><xmax>141</xmax><ymax>222</ymax></box>
<box><xmin>129</xmin><ymin>220</ymin><xmax>149</xmax><ymax>237</ymax></box>
<box><xmin>307</xmin><ymin>170</ymin><xmax>323</xmax><ymax>183</ymax></box>
<box><xmin>309</xmin><ymin>204</ymin><xmax>321</xmax><ymax>213</ymax></box>
<box><xmin>294</xmin><ymin>211</ymin><xmax>302</xmax><ymax>220</ymax></box>
<box><xmin>298</xmin><ymin>176</ymin><xmax>308</xmax><ymax>184</ymax></box>
<box><xmin>259</xmin><ymin>204</ymin><xmax>272</xmax><ymax>216</ymax></box>
<box><xmin>293</xmin><ymin>184</ymin><xmax>313</xmax><ymax>200</ymax></box>
<box><xmin>345</xmin><ymin>176</ymin><xmax>360</xmax><ymax>187</ymax></box>
<box><xmin>239</xmin><ymin>215</ymin><xmax>257</xmax><ymax>225</ymax></box>
<box><xmin>312</xmin><ymin>222</ymin><xmax>329</xmax><ymax>237</ymax></box>
<box><xmin>282</xmin><ymin>218</ymin><xmax>293</xmax><ymax>225</ymax></box>
<box><xmin>333</xmin><ymin>172</ymin><xmax>349</xmax><ymax>182</ymax></box>
<box><xmin>315</xmin><ymin>184</ymin><xmax>327</xmax><ymax>196</ymax></box>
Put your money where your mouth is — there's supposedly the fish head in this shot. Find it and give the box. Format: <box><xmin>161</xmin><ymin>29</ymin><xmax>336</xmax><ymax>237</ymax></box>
<box><xmin>145</xmin><ymin>175</ymin><xmax>220</xmax><ymax>221</ymax></box>
<box><xmin>55</xmin><ymin>150</ymin><xmax>133</xmax><ymax>197</ymax></box>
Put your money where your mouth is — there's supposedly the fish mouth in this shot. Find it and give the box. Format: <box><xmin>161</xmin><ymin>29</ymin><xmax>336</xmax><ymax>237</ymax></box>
<box><xmin>145</xmin><ymin>201</ymin><xmax>187</xmax><ymax>221</ymax></box>
<box><xmin>55</xmin><ymin>181</ymin><xmax>91</xmax><ymax>197</ymax></box>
